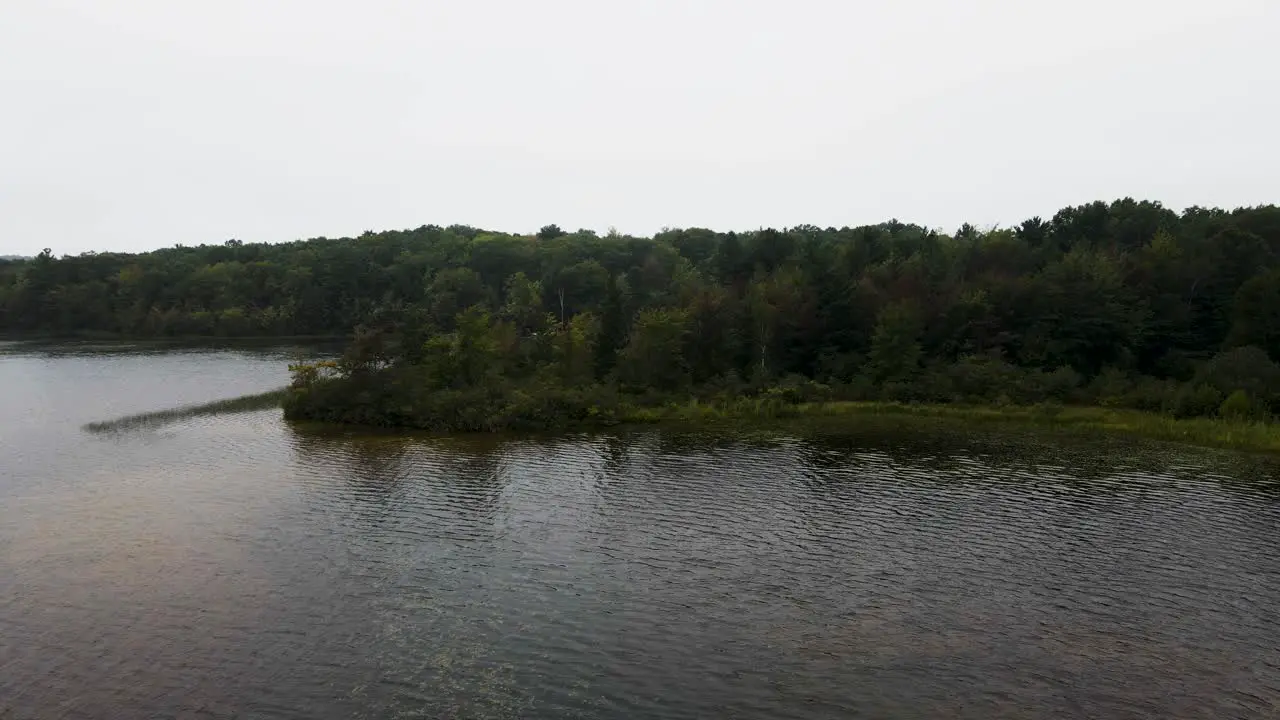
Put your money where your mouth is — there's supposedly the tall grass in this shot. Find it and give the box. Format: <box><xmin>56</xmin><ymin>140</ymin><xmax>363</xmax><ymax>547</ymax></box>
<box><xmin>619</xmin><ymin>400</ymin><xmax>1280</xmax><ymax>453</ymax></box>
<box><xmin>83</xmin><ymin>388</ymin><xmax>286</xmax><ymax>434</ymax></box>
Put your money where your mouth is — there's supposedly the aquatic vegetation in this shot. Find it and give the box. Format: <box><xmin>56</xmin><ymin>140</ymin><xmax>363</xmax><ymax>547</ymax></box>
<box><xmin>83</xmin><ymin>389</ymin><xmax>286</xmax><ymax>434</ymax></box>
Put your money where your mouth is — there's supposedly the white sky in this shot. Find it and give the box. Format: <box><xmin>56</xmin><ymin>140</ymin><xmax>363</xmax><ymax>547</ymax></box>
<box><xmin>2</xmin><ymin>0</ymin><xmax>1278</xmax><ymax>256</ymax></box>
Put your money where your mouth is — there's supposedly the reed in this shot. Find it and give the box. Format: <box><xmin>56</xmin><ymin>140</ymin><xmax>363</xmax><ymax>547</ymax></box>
<box><xmin>83</xmin><ymin>388</ymin><xmax>287</xmax><ymax>433</ymax></box>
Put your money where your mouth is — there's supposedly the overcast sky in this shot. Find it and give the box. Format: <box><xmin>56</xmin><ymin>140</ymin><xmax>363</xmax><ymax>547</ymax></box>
<box><xmin>2</xmin><ymin>0</ymin><xmax>1278</xmax><ymax>256</ymax></box>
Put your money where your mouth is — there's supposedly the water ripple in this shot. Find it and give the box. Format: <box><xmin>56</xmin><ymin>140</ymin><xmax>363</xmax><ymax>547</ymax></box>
<box><xmin>6</xmin><ymin>353</ymin><xmax>1280</xmax><ymax>717</ymax></box>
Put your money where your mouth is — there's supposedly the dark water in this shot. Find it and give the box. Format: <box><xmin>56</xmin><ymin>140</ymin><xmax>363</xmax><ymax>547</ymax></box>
<box><xmin>3</xmin><ymin>343</ymin><xmax>1280</xmax><ymax>719</ymax></box>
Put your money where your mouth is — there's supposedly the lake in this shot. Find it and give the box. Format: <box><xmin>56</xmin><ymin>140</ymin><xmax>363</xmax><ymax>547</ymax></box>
<box><xmin>3</xmin><ymin>343</ymin><xmax>1280</xmax><ymax>719</ymax></box>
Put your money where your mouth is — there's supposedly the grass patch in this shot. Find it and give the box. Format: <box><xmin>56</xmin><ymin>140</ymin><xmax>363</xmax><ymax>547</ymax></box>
<box><xmin>613</xmin><ymin>400</ymin><xmax>1280</xmax><ymax>453</ymax></box>
<box><xmin>83</xmin><ymin>388</ymin><xmax>287</xmax><ymax>434</ymax></box>
<box><xmin>132</xmin><ymin>384</ymin><xmax>1280</xmax><ymax>455</ymax></box>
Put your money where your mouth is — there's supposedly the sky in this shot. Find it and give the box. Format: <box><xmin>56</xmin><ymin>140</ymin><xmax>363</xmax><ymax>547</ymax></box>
<box><xmin>2</xmin><ymin>0</ymin><xmax>1278</xmax><ymax>256</ymax></box>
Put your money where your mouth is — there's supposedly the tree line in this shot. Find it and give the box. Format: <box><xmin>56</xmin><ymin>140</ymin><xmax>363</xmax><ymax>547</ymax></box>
<box><xmin>5</xmin><ymin>199</ymin><xmax>1280</xmax><ymax>426</ymax></box>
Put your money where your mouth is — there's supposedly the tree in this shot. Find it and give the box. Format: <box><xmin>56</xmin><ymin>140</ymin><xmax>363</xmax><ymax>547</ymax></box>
<box><xmin>502</xmin><ymin>272</ymin><xmax>548</xmax><ymax>336</ymax></box>
<box><xmin>867</xmin><ymin>302</ymin><xmax>923</xmax><ymax>384</ymax></box>
<box><xmin>426</xmin><ymin>268</ymin><xmax>490</xmax><ymax>330</ymax></box>
<box><xmin>547</xmin><ymin>260</ymin><xmax>609</xmax><ymax>323</ymax></box>
<box><xmin>419</xmin><ymin>307</ymin><xmax>505</xmax><ymax>389</ymax></box>
<box><xmin>685</xmin><ymin>285</ymin><xmax>741</xmax><ymax>383</ymax></box>
<box><xmin>595</xmin><ymin>273</ymin><xmax>630</xmax><ymax>377</ymax></box>
<box><xmin>1196</xmin><ymin>346</ymin><xmax>1280</xmax><ymax>410</ymax></box>
<box><xmin>469</xmin><ymin>234</ymin><xmax>536</xmax><ymax>294</ymax></box>
<box><xmin>615</xmin><ymin>308</ymin><xmax>691</xmax><ymax>392</ymax></box>
<box><xmin>552</xmin><ymin>311</ymin><xmax>600</xmax><ymax>383</ymax></box>
<box><xmin>1228</xmin><ymin>270</ymin><xmax>1280</xmax><ymax>361</ymax></box>
<box><xmin>1024</xmin><ymin>248</ymin><xmax>1143</xmax><ymax>374</ymax></box>
<box><xmin>537</xmin><ymin>224</ymin><xmax>566</xmax><ymax>241</ymax></box>
<box><xmin>13</xmin><ymin>198</ymin><xmax>1280</xmax><ymax>432</ymax></box>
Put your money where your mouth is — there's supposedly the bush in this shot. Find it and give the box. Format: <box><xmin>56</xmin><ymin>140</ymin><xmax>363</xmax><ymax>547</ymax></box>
<box><xmin>769</xmin><ymin>374</ymin><xmax>833</xmax><ymax>404</ymax></box>
<box><xmin>814</xmin><ymin>350</ymin><xmax>863</xmax><ymax>385</ymax></box>
<box><xmin>878</xmin><ymin>379</ymin><xmax>932</xmax><ymax>403</ymax></box>
<box><xmin>1170</xmin><ymin>383</ymin><xmax>1224</xmax><ymax>419</ymax></box>
<box><xmin>1085</xmin><ymin>367</ymin><xmax>1133</xmax><ymax>407</ymax></box>
<box><xmin>944</xmin><ymin>356</ymin><xmax>1023</xmax><ymax>403</ymax></box>
<box><xmin>1219</xmin><ymin>390</ymin><xmax>1269</xmax><ymax>422</ymax></box>
<box><xmin>1040</xmin><ymin>366</ymin><xmax>1083</xmax><ymax>402</ymax></box>
<box><xmin>283</xmin><ymin>366</ymin><xmax>631</xmax><ymax>431</ymax></box>
<box><xmin>1120</xmin><ymin>377</ymin><xmax>1180</xmax><ymax>413</ymax></box>
<box><xmin>1197</xmin><ymin>346</ymin><xmax>1280</xmax><ymax>408</ymax></box>
<box><xmin>698</xmin><ymin>371</ymin><xmax>747</xmax><ymax>401</ymax></box>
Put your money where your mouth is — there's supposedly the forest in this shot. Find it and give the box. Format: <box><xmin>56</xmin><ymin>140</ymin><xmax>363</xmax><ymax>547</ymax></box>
<box><xmin>5</xmin><ymin>199</ymin><xmax>1280</xmax><ymax>429</ymax></box>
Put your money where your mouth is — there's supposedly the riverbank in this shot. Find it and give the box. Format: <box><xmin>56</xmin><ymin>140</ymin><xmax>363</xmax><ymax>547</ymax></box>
<box><xmin>624</xmin><ymin>400</ymin><xmax>1280</xmax><ymax>454</ymax></box>
<box><xmin>0</xmin><ymin>332</ymin><xmax>348</xmax><ymax>344</ymax></box>
<box><xmin>278</xmin><ymin>371</ymin><xmax>1280</xmax><ymax>453</ymax></box>
<box><xmin>85</xmin><ymin>381</ymin><xmax>1280</xmax><ymax>453</ymax></box>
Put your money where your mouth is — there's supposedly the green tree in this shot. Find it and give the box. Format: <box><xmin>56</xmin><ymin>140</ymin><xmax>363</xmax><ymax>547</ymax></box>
<box><xmin>1228</xmin><ymin>270</ymin><xmax>1280</xmax><ymax>360</ymax></box>
<box><xmin>616</xmin><ymin>308</ymin><xmax>691</xmax><ymax>392</ymax></box>
<box><xmin>867</xmin><ymin>302</ymin><xmax>924</xmax><ymax>384</ymax></box>
<box><xmin>537</xmin><ymin>224</ymin><xmax>567</xmax><ymax>241</ymax></box>
<box><xmin>502</xmin><ymin>272</ymin><xmax>548</xmax><ymax>336</ymax></box>
<box><xmin>426</xmin><ymin>268</ymin><xmax>491</xmax><ymax>330</ymax></box>
<box><xmin>547</xmin><ymin>260</ymin><xmax>609</xmax><ymax>323</ymax></box>
<box><xmin>552</xmin><ymin>311</ymin><xmax>601</xmax><ymax>383</ymax></box>
<box><xmin>1196</xmin><ymin>346</ymin><xmax>1280</xmax><ymax>410</ymax></box>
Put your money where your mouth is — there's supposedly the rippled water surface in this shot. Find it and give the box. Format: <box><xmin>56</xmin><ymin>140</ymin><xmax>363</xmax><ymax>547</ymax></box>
<box><xmin>4</xmin><ymin>343</ymin><xmax>1280</xmax><ymax>719</ymax></box>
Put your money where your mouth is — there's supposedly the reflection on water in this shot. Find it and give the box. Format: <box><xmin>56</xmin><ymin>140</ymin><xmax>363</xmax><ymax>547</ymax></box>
<box><xmin>3</xmin><ymin>344</ymin><xmax>1280</xmax><ymax>718</ymax></box>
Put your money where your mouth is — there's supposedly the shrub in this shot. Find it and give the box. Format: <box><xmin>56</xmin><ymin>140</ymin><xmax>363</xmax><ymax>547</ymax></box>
<box><xmin>1039</xmin><ymin>366</ymin><xmax>1083</xmax><ymax>402</ymax></box>
<box><xmin>1170</xmin><ymin>383</ymin><xmax>1224</xmax><ymax>419</ymax></box>
<box><xmin>1120</xmin><ymin>377</ymin><xmax>1180</xmax><ymax>413</ymax></box>
<box><xmin>1085</xmin><ymin>367</ymin><xmax>1132</xmax><ymax>407</ymax></box>
<box><xmin>1197</xmin><ymin>346</ymin><xmax>1280</xmax><ymax>408</ymax></box>
<box><xmin>771</xmin><ymin>374</ymin><xmax>833</xmax><ymax>404</ymax></box>
<box><xmin>1219</xmin><ymin>390</ymin><xmax>1269</xmax><ymax>422</ymax></box>
<box><xmin>945</xmin><ymin>356</ymin><xmax>1022</xmax><ymax>403</ymax></box>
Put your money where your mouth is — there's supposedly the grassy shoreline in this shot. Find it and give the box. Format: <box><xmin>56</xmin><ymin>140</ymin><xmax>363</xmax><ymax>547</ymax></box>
<box><xmin>621</xmin><ymin>400</ymin><xmax>1280</xmax><ymax>453</ymax></box>
<box><xmin>287</xmin><ymin>390</ymin><xmax>1280</xmax><ymax>454</ymax></box>
<box><xmin>87</xmin><ymin>387</ymin><xmax>1280</xmax><ymax>454</ymax></box>
<box><xmin>0</xmin><ymin>332</ymin><xmax>348</xmax><ymax>344</ymax></box>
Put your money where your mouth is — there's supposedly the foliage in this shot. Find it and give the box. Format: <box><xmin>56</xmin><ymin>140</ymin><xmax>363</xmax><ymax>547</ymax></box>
<box><xmin>615</xmin><ymin>308</ymin><xmax>690</xmax><ymax>392</ymax></box>
<box><xmin>1169</xmin><ymin>383</ymin><xmax>1225</xmax><ymax>420</ymax></box>
<box><xmin>12</xmin><ymin>199</ymin><xmax>1280</xmax><ymax>431</ymax></box>
<box><xmin>1219</xmin><ymin>390</ymin><xmax>1268</xmax><ymax>422</ymax></box>
<box><xmin>1194</xmin><ymin>346</ymin><xmax>1280</xmax><ymax>409</ymax></box>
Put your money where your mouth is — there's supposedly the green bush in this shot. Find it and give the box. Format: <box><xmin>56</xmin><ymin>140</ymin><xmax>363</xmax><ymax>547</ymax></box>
<box><xmin>1170</xmin><ymin>383</ymin><xmax>1224</xmax><ymax>419</ymax></box>
<box><xmin>1218</xmin><ymin>390</ymin><xmax>1269</xmax><ymax>422</ymax></box>
<box><xmin>1197</xmin><ymin>346</ymin><xmax>1280</xmax><ymax>408</ymax></box>
<box><xmin>1120</xmin><ymin>377</ymin><xmax>1180</xmax><ymax>413</ymax></box>
<box><xmin>944</xmin><ymin>356</ymin><xmax>1023</xmax><ymax>402</ymax></box>
<box><xmin>283</xmin><ymin>367</ymin><xmax>631</xmax><ymax>431</ymax></box>
<box><xmin>1040</xmin><ymin>366</ymin><xmax>1083</xmax><ymax>402</ymax></box>
<box><xmin>1085</xmin><ymin>367</ymin><xmax>1133</xmax><ymax>407</ymax></box>
<box><xmin>769</xmin><ymin>375</ymin><xmax>833</xmax><ymax>404</ymax></box>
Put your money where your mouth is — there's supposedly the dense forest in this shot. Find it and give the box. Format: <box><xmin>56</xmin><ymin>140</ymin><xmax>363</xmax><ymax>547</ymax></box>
<box><xmin>6</xmin><ymin>199</ymin><xmax>1280</xmax><ymax>428</ymax></box>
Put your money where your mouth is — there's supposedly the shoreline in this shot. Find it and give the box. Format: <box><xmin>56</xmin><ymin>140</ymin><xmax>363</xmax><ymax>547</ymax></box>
<box><xmin>625</xmin><ymin>401</ymin><xmax>1280</xmax><ymax>454</ymax></box>
<box><xmin>285</xmin><ymin>397</ymin><xmax>1280</xmax><ymax>454</ymax></box>
<box><xmin>0</xmin><ymin>333</ymin><xmax>348</xmax><ymax>344</ymax></box>
<box><xmin>81</xmin><ymin>385</ymin><xmax>1280</xmax><ymax>454</ymax></box>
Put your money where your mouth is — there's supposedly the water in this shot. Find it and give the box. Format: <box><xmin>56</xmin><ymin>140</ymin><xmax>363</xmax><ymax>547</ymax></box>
<box><xmin>3</xmin><ymin>343</ymin><xmax>1280</xmax><ymax>719</ymax></box>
